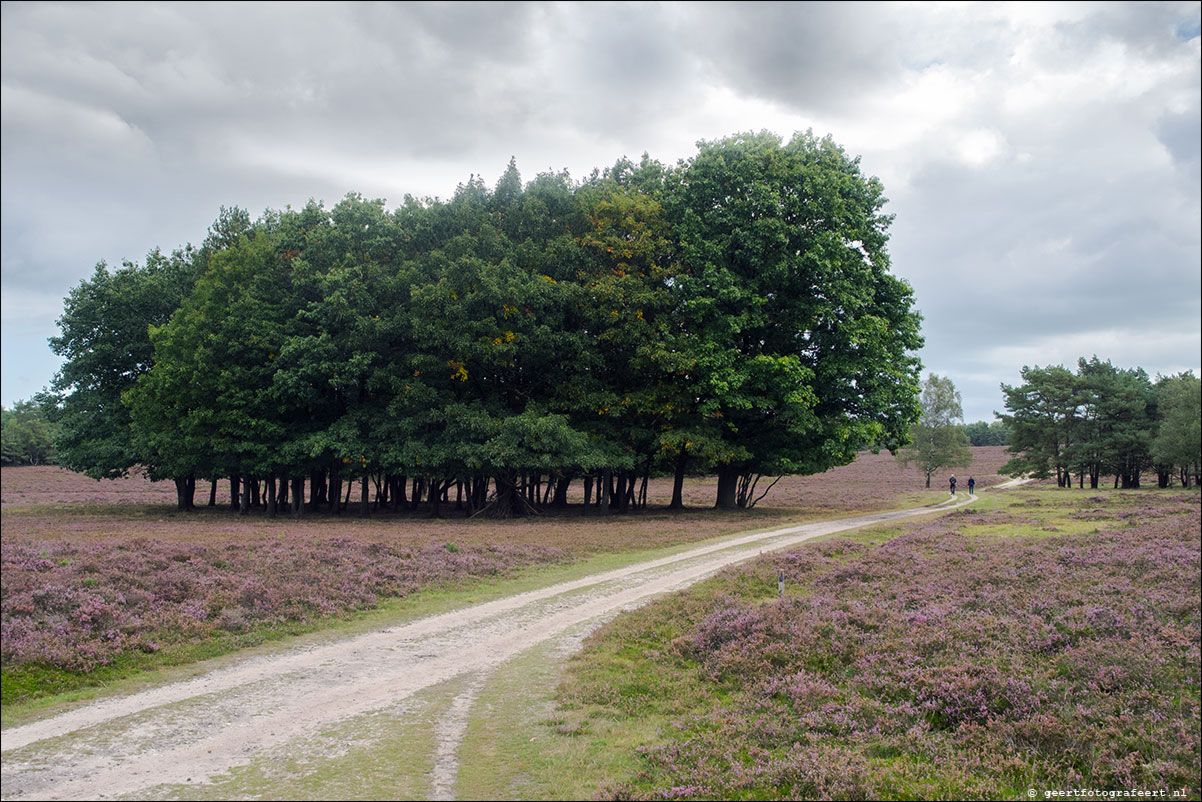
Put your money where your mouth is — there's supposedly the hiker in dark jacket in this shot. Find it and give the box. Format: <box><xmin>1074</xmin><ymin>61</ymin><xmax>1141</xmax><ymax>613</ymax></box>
<box><xmin>968</xmin><ymin>476</ymin><xmax>976</xmax><ymax>495</ymax></box>
<box><xmin>950</xmin><ymin>475</ymin><xmax>957</xmax><ymax>496</ymax></box>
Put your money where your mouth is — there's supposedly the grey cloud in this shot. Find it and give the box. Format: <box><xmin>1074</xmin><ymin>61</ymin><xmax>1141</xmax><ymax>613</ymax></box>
<box><xmin>676</xmin><ymin>2</ymin><xmax>906</xmax><ymax>114</ymax></box>
<box><xmin>528</xmin><ymin>4</ymin><xmax>702</xmax><ymax>148</ymax></box>
<box><xmin>890</xmin><ymin>132</ymin><xmax>1200</xmax><ymax>398</ymax></box>
<box><xmin>1157</xmin><ymin>106</ymin><xmax>1202</xmax><ymax>175</ymax></box>
<box><xmin>2</xmin><ymin>2</ymin><xmax>549</xmax><ymax>165</ymax></box>
<box><xmin>671</xmin><ymin>3</ymin><xmax>1020</xmax><ymax>118</ymax></box>
<box><xmin>2</xmin><ymin>1</ymin><xmax>1199</xmax><ymax>416</ymax></box>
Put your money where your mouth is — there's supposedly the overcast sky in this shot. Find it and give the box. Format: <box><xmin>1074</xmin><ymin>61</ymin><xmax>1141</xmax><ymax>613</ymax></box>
<box><xmin>2</xmin><ymin>1</ymin><xmax>1199</xmax><ymax>424</ymax></box>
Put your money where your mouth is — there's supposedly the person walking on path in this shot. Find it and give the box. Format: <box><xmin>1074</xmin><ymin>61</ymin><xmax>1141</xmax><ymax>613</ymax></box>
<box><xmin>968</xmin><ymin>476</ymin><xmax>975</xmax><ymax>495</ymax></box>
<box><xmin>950</xmin><ymin>475</ymin><xmax>957</xmax><ymax>496</ymax></box>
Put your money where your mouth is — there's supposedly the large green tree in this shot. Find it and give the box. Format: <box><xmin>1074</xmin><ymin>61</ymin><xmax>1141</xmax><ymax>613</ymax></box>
<box><xmin>126</xmin><ymin>232</ymin><xmax>298</xmax><ymax>510</ymax></box>
<box><xmin>896</xmin><ymin>374</ymin><xmax>973</xmax><ymax>488</ymax></box>
<box><xmin>999</xmin><ymin>364</ymin><xmax>1080</xmax><ymax>486</ymax></box>
<box><xmin>41</xmin><ymin>247</ymin><xmax>203</xmax><ymax>484</ymax></box>
<box><xmin>667</xmin><ymin>131</ymin><xmax>923</xmax><ymax>508</ymax></box>
<box><xmin>1071</xmin><ymin>357</ymin><xmax>1154</xmax><ymax>489</ymax></box>
<box><xmin>1152</xmin><ymin>371</ymin><xmax>1201</xmax><ymax>487</ymax></box>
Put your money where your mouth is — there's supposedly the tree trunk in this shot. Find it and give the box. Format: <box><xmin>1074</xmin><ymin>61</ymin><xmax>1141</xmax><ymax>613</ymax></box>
<box><xmin>239</xmin><ymin>476</ymin><xmax>250</xmax><ymax>515</ymax></box>
<box><xmin>230</xmin><ymin>474</ymin><xmax>240</xmax><ymax>509</ymax></box>
<box><xmin>291</xmin><ymin>477</ymin><xmax>305</xmax><ymax>518</ymax></box>
<box><xmin>553</xmin><ymin>476</ymin><xmax>571</xmax><ymax>508</ymax></box>
<box><xmin>208</xmin><ymin>479</ymin><xmax>218</xmax><ymax>507</ymax></box>
<box><xmin>600</xmin><ymin>470</ymin><xmax>613</xmax><ymax>515</ymax></box>
<box><xmin>471</xmin><ymin>475</ymin><xmax>489</xmax><ymax>513</ymax></box>
<box><xmin>311</xmin><ymin>470</ymin><xmax>327</xmax><ymax>508</ymax></box>
<box><xmin>360</xmin><ymin>475</ymin><xmax>370</xmax><ymax>517</ymax></box>
<box><xmin>429</xmin><ymin>478</ymin><xmax>442</xmax><ymax>518</ymax></box>
<box><xmin>670</xmin><ymin>448</ymin><xmax>687</xmax><ymax>510</ymax></box>
<box><xmin>266</xmin><ymin>476</ymin><xmax>277</xmax><ymax>518</ymax></box>
<box><xmin>492</xmin><ymin>472</ymin><xmax>527</xmax><ymax>517</ymax></box>
<box><xmin>327</xmin><ymin>471</ymin><xmax>339</xmax><ymax>513</ymax></box>
<box><xmin>328</xmin><ymin>466</ymin><xmax>342</xmax><ymax>515</ymax></box>
<box><xmin>175</xmin><ymin>476</ymin><xmax>196</xmax><ymax>511</ymax></box>
<box><xmin>715</xmin><ymin>465</ymin><xmax>739</xmax><ymax>509</ymax></box>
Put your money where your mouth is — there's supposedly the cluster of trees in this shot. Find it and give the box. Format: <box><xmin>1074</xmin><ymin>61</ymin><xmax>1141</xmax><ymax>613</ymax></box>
<box><xmin>999</xmin><ymin>358</ymin><xmax>1201</xmax><ymax>489</ymax></box>
<box><xmin>1</xmin><ymin>401</ymin><xmax>57</xmax><ymax>466</ymax></box>
<box><xmin>41</xmin><ymin>132</ymin><xmax>924</xmax><ymax>515</ymax></box>
<box><xmin>963</xmin><ymin>420</ymin><xmax>1011</xmax><ymax>446</ymax></box>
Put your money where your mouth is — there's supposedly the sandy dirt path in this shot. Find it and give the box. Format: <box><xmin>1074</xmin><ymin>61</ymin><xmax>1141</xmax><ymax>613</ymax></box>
<box><xmin>1</xmin><ymin>491</ymin><xmax>994</xmax><ymax>801</ymax></box>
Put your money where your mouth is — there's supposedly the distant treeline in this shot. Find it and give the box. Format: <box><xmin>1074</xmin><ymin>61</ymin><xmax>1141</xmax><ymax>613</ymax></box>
<box><xmin>999</xmin><ymin>358</ymin><xmax>1200</xmax><ymax>489</ymax></box>
<box><xmin>1</xmin><ymin>401</ymin><xmax>58</xmax><ymax>467</ymax></box>
<box><xmin>963</xmin><ymin>420</ymin><xmax>1011</xmax><ymax>446</ymax></box>
<box><xmin>40</xmin><ymin>132</ymin><xmax>925</xmax><ymax>515</ymax></box>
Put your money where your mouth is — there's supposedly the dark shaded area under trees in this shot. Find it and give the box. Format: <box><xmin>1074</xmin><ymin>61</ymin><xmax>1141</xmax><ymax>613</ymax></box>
<box><xmin>999</xmin><ymin>358</ymin><xmax>1201</xmax><ymax>489</ymax></box>
<box><xmin>41</xmin><ymin>132</ymin><xmax>925</xmax><ymax>515</ymax></box>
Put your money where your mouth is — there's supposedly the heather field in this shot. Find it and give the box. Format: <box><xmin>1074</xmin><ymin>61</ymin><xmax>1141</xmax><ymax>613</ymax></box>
<box><xmin>547</xmin><ymin>485</ymin><xmax>1202</xmax><ymax>800</ymax></box>
<box><xmin>1</xmin><ymin>448</ymin><xmax>1007</xmax><ymax>706</ymax></box>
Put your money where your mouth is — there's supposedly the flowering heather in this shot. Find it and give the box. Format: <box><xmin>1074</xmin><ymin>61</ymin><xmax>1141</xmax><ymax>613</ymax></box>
<box><xmin>0</xmin><ymin>447</ymin><xmax>1014</xmax><ymax>700</ymax></box>
<box><xmin>2</xmin><ymin>535</ymin><xmax>567</xmax><ymax>673</ymax></box>
<box><xmin>564</xmin><ymin>488</ymin><xmax>1201</xmax><ymax>799</ymax></box>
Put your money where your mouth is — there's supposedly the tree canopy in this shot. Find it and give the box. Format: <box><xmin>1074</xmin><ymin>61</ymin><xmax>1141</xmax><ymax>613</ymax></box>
<box><xmin>43</xmin><ymin>133</ymin><xmax>925</xmax><ymax>514</ymax></box>
<box><xmin>1</xmin><ymin>400</ymin><xmax>58</xmax><ymax>466</ymax></box>
<box><xmin>896</xmin><ymin>373</ymin><xmax>973</xmax><ymax>488</ymax></box>
<box><xmin>999</xmin><ymin>358</ymin><xmax>1198</xmax><ymax>489</ymax></box>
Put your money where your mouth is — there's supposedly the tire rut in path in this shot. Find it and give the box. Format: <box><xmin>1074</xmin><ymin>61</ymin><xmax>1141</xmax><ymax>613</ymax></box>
<box><xmin>1</xmin><ymin>493</ymin><xmax>987</xmax><ymax>801</ymax></box>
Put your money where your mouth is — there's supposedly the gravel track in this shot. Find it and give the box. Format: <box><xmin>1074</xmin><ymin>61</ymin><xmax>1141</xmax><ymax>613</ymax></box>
<box><xmin>1</xmin><ymin>492</ymin><xmax>991</xmax><ymax>801</ymax></box>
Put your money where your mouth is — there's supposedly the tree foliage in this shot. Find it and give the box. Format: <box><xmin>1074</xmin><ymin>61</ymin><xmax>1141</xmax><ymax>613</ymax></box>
<box><xmin>1151</xmin><ymin>371</ymin><xmax>1201</xmax><ymax>488</ymax></box>
<box><xmin>668</xmin><ymin>131</ymin><xmax>923</xmax><ymax>506</ymax></box>
<box><xmin>1</xmin><ymin>400</ymin><xmax>58</xmax><ymax>466</ymax></box>
<box><xmin>45</xmin><ymin>134</ymin><xmax>926</xmax><ymax>513</ymax></box>
<box><xmin>999</xmin><ymin>357</ymin><xmax>1192</xmax><ymax>489</ymax></box>
<box><xmin>963</xmin><ymin>420</ymin><xmax>1011</xmax><ymax>446</ymax></box>
<box><xmin>896</xmin><ymin>374</ymin><xmax>972</xmax><ymax>488</ymax></box>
